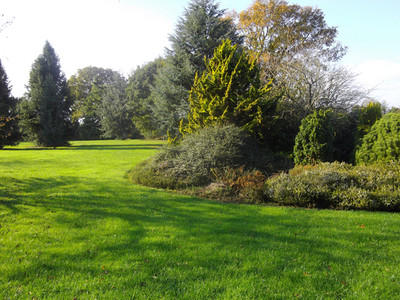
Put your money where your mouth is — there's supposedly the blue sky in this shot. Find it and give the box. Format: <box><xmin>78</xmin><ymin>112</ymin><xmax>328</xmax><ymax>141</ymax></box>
<box><xmin>1</xmin><ymin>0</ymin><xmax>399</xmax><ymax>107</ymax></box>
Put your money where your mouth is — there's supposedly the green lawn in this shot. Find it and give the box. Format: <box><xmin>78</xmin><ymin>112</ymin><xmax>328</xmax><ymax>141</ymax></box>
<box><xmin>1</xmin><ymin>140</ymin><xmax>399</xmax><ymax>299</ymax></box>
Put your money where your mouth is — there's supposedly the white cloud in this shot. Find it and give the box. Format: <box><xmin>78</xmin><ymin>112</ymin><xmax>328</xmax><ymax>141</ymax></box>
<box><xmin>352</xmin><ymin>60</ymin><xmax>400</xmax><ymax>108</ymax></box>
<box><xmin>0</xmin><ymin>0</ymin><xmax>174</xmax><ymax>97</ymax></box>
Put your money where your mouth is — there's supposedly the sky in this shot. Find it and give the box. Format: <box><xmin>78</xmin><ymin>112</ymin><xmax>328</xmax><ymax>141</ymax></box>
<box><xmin>1</xmin><ymin>0</ymin><xmax>399</xmax><ymax>107</ymax></box>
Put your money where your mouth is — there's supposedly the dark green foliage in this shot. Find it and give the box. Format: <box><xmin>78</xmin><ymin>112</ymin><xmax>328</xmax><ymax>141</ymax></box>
<box><xmin>68</xmin><ymin>67</ymin><xmax>125</xmax><ymax>139</ymax></box>
<box><xmin>293</xmin><ymin>109</ymin><xmax>334</xmax><ymax>165</ymax></box>
<box><xmin>357</xmin><ymin>101</ymin><xmax>383</xmax><ymax>137</ymax></box>
<box><xmin>98</xmin><ymin>79</ymin><xmax>140</xmax><ymax>140</ymax></box>
<box><xmin>151</xmin><ymin>0</ymin><xmax>242</xmax><ymax>137</ymax></box>
<box><xmin>0</xmin><ymin>59</ymin><xmax>20</xmax><ymax>148</ymax></box>
<box><xmin>293</xmin><ymin>109</ymin><xmax>362</xmax><ymax>165</ymax></box>
<box><xmin>180</xmin><ymin>40</ymin><xmax>280</xmax><ymax>139</ymax></box>
<box><xmin>352</xmin><ymin>101</ymin><xmax>383</xmax><ymax>150</ymax></box>
<box><xmin>19</xmin><ymin>41</ymin><xmax>72</xmax><ymax>147</ymax></box>
<box><xmin>265</xmin><ymin>162</ymin><xmax>400</xmax><ymax>211</ymax></box>
<box><xmin>129</xmin><ymin>124</ymin><xmax>273</xmax><ymax>189</ymax></box>
<box><xmin>126</xmin><ymin>58</ymin><xmax>164</xmax><ymax>138</ymax></box>
<box><xmin>356</xmin><ymin>112</ymin><xmax>400</xmax><ymax>164</ymax></box>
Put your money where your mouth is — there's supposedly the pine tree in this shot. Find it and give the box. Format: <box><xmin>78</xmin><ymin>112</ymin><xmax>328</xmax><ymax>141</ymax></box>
<box><xmin>19</xmin><ymin>41</ymin><xmax>73</xmax><ymax>147</ymax></box>
<box><xmin>0</xmin><ymin>59</ymin><xmax>20</xmax><ymax>149</ymax></box>
<box><xmin>151</xmin><ymin>0</ymin><xmax>242</xmax><ymax>137</ymax></box>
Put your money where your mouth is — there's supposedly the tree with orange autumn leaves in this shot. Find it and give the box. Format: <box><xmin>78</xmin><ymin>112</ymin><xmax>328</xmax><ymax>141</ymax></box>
<box><xmin>234</xmin><ymin>0</ymin><xmax>346</xmax><ymax>79</ymax></box>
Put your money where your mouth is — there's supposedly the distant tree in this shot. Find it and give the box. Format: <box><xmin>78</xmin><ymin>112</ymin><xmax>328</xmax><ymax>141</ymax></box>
<box><xmin>126</xmin><ymin>58</ymin><xmax>164</xmax><ymax>138</ymax></box>
<box><xmin>19</xmin><ymin>41</ymin><xmax>73</xmax><ymax>147</ymax></box>
<box><xmin>68</xmin><ymin>66</ymin><xmax>123</xmax><ymax>139</ymax></box>
<box><xmin>151</xmin><ymin>0</ymin><xmax>242</xmax><ymax>137</ymax></box>
<box><xmin>180</xmin><ymin>40</ymin><xmax>280</xmax><ymax>139</ymax></box>
<box><xmin>356</xmin><ymin>112</ymin><xmax>400</xmax><ymax>165</ymax></box>
<box><xmin>0</xmin><ymin>59</ymin><xmax>20</xmax><ymax>148</ymax></box>
<box><xmin>98</xmin><ymin>75</ymin><xmax>139</xmax><ymax>139</ymax></box>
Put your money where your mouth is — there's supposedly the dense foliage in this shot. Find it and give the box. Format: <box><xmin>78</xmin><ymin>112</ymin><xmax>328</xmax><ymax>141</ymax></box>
<box><xmin>129</xmin><ymin>124</ymin><xmax>274</xmax><ymax>189</ymax></box>
<box><xmin>126</xmin><ymin>58</ymin><xmax>164</xmax><ymax>138</ymax></box>
<box><xmin>265</xmin><ymin>162</ymin><xmax>400</xmax><ymax>211</ymax></box>
<box><xmin>0</xmin><ymin>59</ymin><xmax>20</xmax><ymax>148</ymax></box>
<box><xmin>150</xmin><ymin>0</ymin><xmax>242</xmax><ymax>137</ymax></box>
<box><xmin>180</xmin><ymin>40</ymin><xmax>280</xmax><ymax>139</ymax></box>
<box><xmin>293</xmin><ymin>109</ymin><xmax>334</xmax><ymax>165</ymax></box>
<box><xmin>68</xmin><ymin>67</ymin><xmax>129</xmax><ymax>140</ymax></box>
<box><xmin>19</xmin><ymin>41</ymin><xmax>73</xmax><ymax>147</ymax></box>
<box><xmin>356</xmin><ymin>112</ymin><xmax>400</xmax><ymax>164</ymax></box>
<box><xmin>98</xmin><ymin>80</ymin><xmax>140</xmax><ymax>140</ymax></box>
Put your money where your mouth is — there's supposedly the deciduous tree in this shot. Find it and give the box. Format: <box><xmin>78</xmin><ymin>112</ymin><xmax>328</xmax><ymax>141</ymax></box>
<box><xmin>68</xmin><ymin>67</ymin><xmax>124</xmax><ymax>139</ymax></box>
<box><xmin>236</xmin><ymin>0</ymin><xmax>346</xmax><ymax>78</ymax></box>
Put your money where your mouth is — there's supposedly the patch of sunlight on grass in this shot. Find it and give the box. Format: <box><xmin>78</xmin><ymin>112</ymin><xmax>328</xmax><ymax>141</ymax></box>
<box><xmin>1</xmin><ymin>139</ymin><xmax>400</xmax><ymax>299</ymax></box>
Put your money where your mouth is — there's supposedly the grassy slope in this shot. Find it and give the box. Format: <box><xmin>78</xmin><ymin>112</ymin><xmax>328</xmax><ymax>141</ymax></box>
<box><xmin>0</xmin><ymin>140</ymin><xmax>399</xmax><ymax>299</ymax></box>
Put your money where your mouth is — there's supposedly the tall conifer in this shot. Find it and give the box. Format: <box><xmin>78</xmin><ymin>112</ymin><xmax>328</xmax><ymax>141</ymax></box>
<box><xmin>151</xmin><ymin>0</ymin><xmax>242</xmax><ymax>137</ymax></box>
<box><xmin>0</xmin><ymin>59</ymin><xmax>20</xmax><ymax>148</ymax></box>
<box><xmin>20</xmin><ymin>41</ymin><xmax>73</xmax><ymax>147</ymax></box>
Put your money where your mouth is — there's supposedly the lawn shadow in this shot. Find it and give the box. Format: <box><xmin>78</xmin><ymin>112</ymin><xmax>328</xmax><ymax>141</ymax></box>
<box><xmin>3</xmin><ymin>174</ymin><xmax>400</xmax><ymax>298</ymax></box>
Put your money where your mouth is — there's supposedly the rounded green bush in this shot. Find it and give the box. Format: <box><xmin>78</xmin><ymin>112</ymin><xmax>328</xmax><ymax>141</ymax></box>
<box><xmin>356</xmin><ymin>112</ymin><xmax>400</xmax><ymax>164</ymax></box>
<box><xmin>293</xmin><ymin>109</ymin><xmax>334</xmax><ymax>165</ymax></box>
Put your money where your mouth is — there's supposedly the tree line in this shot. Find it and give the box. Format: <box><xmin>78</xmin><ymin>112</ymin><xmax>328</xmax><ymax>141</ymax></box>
<box><xmin>0</xmin><ymin>0</ymin><xmax>394</xmax><ymax>160</ymax></box>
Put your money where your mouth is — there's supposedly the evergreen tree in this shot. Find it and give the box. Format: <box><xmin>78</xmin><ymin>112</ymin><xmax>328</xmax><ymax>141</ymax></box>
<box><xmin>126</xmin><ymin>58</ymin><xmax>164</xmax><ymax>138</ymax></box>
<box><xmin>98</xmin><ymin>75</ymin><xmax>139</xmax><ymax>139</ymax></box>
<box><xmin>151</xmin><ymin>0</ymin><xmax>242</xmax><ymax>137</ymax></box>
<box><xmin>180</xmin><ymin>40</ymin><xmax>279</xmax><ymax>139</ymax></box>
<box><xmin>293</xmin><ymin>109</ymin><xmax>334</xmax><ymax>165</ymax></box>
<box><xmin>356</xmin><ymin>112</ymin><xmax>400</xmax><ymax>165</ymax></box>
<box><xmin>0</xmin><ymin>59</ymin><xmax>20</xmax><ymax>148</ymax></box>
<box><xmin>19</xmin><ymin>41</ymin><xmax>73</xmax><ymax>147</ymax></box>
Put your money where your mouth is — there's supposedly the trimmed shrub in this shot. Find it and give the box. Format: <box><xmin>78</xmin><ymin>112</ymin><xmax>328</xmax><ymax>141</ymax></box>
<box><xmin>293</xmin><ymin>109</ymin><xmax>334</xmax><ymax>165</ymax></box>
<box><xmin>129</xmin><ymin>124</ymin><xmax>274</xmax><ymax>189</ymax></box>
<box><xmin>265</xmin><ymin>162</ymin><xmax>400</xmax><ymax>211</ymax></box>
<box><xmin>356</xmin><ymin>112</ymin><xmax>400</xmax><ymax>164</ymax></box>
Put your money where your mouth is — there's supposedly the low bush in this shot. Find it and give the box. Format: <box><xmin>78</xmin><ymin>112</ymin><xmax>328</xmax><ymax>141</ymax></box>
<box><xmin>265</xmin><ymin>162</ymin><xmax>400</xmax><ymax>211</ymax></box>
<box><xmin>212</xmin><ymin>166</ymin><xmax>267</xmax><ymax>203</ymax></box>
<box><xmin>129</xmin><ymin>124</ymin><xmax>275</xmax><ymax>189</ymax></box>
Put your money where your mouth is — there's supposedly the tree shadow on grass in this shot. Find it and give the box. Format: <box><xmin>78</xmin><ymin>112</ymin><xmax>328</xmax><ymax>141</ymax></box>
<box><xmin>2</xmin><ymin>175</ymin><xmax>400</xmax><ymax>298</ymax></box>
<box><xmin>3</xmin><ymin>143</ymin><xmax>164</xmax><ymax>151</ymax></box>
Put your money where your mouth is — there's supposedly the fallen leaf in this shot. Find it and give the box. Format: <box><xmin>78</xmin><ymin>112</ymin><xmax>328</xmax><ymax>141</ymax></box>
<box><xmin>358</xmin><ymin>224</ymin><xmax>366</xmax><ymax>228</ymax></box>
<box><xmin>303</xmin><ymin>272</ymin><xmax>310</xmax><ymax>277</ymax></box>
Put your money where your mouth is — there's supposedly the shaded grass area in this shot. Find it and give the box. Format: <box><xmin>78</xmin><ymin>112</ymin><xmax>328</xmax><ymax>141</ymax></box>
<box><xmin>1</xmin><ymin>140</ymin><xmax>400</xmax><ymax>299</ymax></box>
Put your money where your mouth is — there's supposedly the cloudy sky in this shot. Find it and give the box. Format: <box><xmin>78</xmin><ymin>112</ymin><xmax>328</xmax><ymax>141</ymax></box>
<box><xmin>1</xmin><ymin>0</ymin><xmax>399</xmax><ymax>107</ymax></box>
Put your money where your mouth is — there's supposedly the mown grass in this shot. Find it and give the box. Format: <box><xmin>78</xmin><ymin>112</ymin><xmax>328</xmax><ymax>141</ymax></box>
<box><xmin>1</xmin><ymin>140</ymin><xmax>399</xmax><ymax>299</ymax></box>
